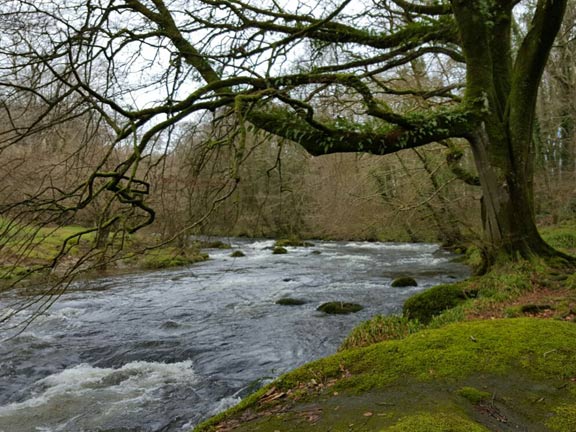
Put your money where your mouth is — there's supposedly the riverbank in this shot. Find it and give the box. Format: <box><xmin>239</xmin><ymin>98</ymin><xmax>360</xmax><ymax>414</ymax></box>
<box><xmin>0</xmin><ymin>222</ymin><xmax>211</xmax><ymax>285</ymax></box>
<box><xmin>195</xmin><ymin>222</ymin><xmax>576</xmax><ymax>431</ymax></box>
<box><xmin>0</xmin><ymin>238</ymin><xmax>466</xmax><ymax>432</ymax></box>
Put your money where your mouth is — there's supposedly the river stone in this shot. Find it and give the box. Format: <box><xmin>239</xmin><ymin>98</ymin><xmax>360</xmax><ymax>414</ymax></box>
<box><xmin>317</xmin><ymin>302</ymin><xmax>363</xmax><ymax>315</ymax></box>
<box><xmin>276</xmin><ymin>298</ymin><xmax>307</xmax><ymax>306</ymax></box>
<box><xmin>230</xmin><ymin>250</ymin><xmax>245</xmax><ymax>258</ymax></box>
<box><xmin>161</xmin><ymin>320</ymin><xmax>180</xmax><ymax>329</ymax></box>
<box><xmin>391</xmin><ymin>276</ymin><xmax>418</xmax><ymax>287</ymax></box>
<box><xmin>272</xmin><ymin>246</ymin><xmax>288</xmax><ymax>255</ymax></box>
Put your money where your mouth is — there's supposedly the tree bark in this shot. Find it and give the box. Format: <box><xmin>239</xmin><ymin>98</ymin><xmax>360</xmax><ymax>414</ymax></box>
<box><xmin>449</xmin><ymin>0</ymin><xmax>572</xmax><ymax>267</ymax></box>
<box><xmin>468</xmin><ymin>125</ymin><xmax>558</xmax><ymax>266</ymax></box>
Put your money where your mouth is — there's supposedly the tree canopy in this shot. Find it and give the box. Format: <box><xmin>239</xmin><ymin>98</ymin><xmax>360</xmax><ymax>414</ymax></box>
<box><xmin>0</xmin><ymin>0</ymin><xmax>573</xmax><ymax>266</ymax></box>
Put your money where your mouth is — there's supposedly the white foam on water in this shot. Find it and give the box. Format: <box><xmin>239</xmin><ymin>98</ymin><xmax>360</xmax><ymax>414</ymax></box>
<box><xmin>209</xmin><ymin>396</ymin><xmax>242</xmax><ymax>416</ymax></box>
<box><xmin>0</xmin><ymin>360</ymin><xmax>197</xmax><ymax>415</ymax></box>
<box><xmin>49</xmin><ymin>307</ymin><xmax>85</xmax><ymax>320</ymax></box>
<box><xmin>248</xmin><ymin>239</ymin><xmax>275</xmax><ymax>250</ymax></box>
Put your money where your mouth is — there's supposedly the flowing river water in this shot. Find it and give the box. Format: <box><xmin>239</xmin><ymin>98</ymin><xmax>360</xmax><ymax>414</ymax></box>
<box><xmin>0</xmin><ymin>239</ymin><xmax>469</xmax><ymax>432</ymax></box>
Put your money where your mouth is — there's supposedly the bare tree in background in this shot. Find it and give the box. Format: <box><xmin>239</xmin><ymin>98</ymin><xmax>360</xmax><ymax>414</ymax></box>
<box><xmin>0</xmin><ymin>0</ymin><xmax>573</xmax><ymax>298</ymax></box>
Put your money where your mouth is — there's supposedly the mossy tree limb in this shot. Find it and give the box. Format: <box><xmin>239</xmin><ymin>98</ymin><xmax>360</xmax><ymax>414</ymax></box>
<box><xmin>2</xmin><ymin>0</ymin><xmax>574</xmax><ymax>275</ymax></box>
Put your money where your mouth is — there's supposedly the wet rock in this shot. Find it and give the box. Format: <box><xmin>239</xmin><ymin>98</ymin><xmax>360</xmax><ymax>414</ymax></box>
<box><xmin>161</xmin><ymin>320</ymin><xmax>180</xmax><ymax>329</ymax></box>
<box><xmin>230</xmin><ymin>251</ymin><xmax>245</xmax><ymax>258</ymax></box>
<box><xmin>272</xmin><ymin>246</ymin><xmax>288</xmax><ymax>255</ymax></box>
<box><xmin>391</xmin><ymin>276</ymin><xmax>418</xmax><ymax>288</ymax></box>
<box><xmin>276</xmin><ymin>298</ymin><xmax>307</xmax><ymax>306</ymax></box>
<box><xmin>317</xmin><ymin>302</ymin><xmax>363</xmax><ymax>315</ymax></box>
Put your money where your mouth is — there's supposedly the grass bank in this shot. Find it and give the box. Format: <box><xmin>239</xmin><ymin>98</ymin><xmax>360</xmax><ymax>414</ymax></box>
<box><xmin>0</xmin><ymin>220</ymin><xmax>210</xmax><ymax>284</ymax></box>
<box><xmin>195</xmin><ymin>222</ymin><xmax>576</xmax><ymax>432</ymax></box>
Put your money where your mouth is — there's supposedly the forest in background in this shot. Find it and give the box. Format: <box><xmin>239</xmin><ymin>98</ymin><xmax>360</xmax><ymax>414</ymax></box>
<box><xmin>2</xmin><ymin>28</ymin><xmax>573</xmax><ymax>246</ymax></box>
<box><xmin>0</xmin><ymin>0</ymin><xmax>574</xmax><ymax>284</ymax></box>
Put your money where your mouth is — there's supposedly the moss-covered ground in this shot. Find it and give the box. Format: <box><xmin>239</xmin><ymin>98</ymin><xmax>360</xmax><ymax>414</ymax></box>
<box><xmin>196</xmin><ymin>319</ymin><xmax>576</xmax><ymax>432</ymax></box>
<box><xmin>195</xmin><ymin>222</ymin><xmax>576</xmax><ymax>432</ymax></box>
<box><xmin>0</xmin><ymin>219</ymin><xmax>209</xmax><ymax>283</ymax></box>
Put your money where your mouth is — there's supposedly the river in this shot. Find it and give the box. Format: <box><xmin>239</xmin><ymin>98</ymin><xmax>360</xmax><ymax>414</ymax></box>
<box><xmin>0</xmin><ymin>239</ymin><xmax>469</xmax><ymax>432</ymax></box>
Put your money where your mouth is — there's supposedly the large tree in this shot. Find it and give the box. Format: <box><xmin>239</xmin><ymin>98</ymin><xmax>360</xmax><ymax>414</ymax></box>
<box><xmin>0</xmin><ymin>0</ymin><xmax>571</xmax><ymax>267</ymax></box>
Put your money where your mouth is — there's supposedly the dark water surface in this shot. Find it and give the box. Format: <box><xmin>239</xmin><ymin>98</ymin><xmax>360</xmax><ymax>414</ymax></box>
<box><xmin>0</xmin><ymin>239</ymin><xmax>469</xmax><ymax>431</ymax></box>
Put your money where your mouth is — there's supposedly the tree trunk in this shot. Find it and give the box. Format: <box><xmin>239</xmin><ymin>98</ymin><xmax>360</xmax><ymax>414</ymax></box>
<box><xmin>449</xmin><ymin>0</ymin><xmax>572</xmax><ymax>270</ymax></box>
<box><xmin>469</xmin><ymin>125</ymin><xmax>560</xmax><ymax>269</ymax></box>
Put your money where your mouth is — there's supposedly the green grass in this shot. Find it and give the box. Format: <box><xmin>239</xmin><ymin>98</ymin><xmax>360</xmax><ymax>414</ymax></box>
<box><xmin>541</xmin><ymin>222</ymin><xmax>576</xmax><ymax>253</ymax></box>
<box><xmin>0</xmin><ymin>219</ymin><xmax>209</xmax><ymax>281</ymax></box>
<box><xmin>340</xmin><ymin>315</ymin><xmax>422</xmax><ymax>350</ymax></box>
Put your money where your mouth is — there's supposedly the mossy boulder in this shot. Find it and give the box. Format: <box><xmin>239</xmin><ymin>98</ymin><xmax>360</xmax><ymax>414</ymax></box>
<box><xmin>195</xmin><ymin>319</ymin><xmax>576</xmax><ymax>432</ymax></box>
<box><xmin>272</xmin><ymin>246</ymin><xmax>288</xmax><ymax>255</ymax></box>
<box><xmin>276</xmin><ymin>298</ymin><xmax>307</xmax><ymax>306</ymax></box>
<box><xmin>317</xmin><ymin>302</ymin><xmax>363</xmax><ymax>315</ymax></box>
<box><xmin>391</xmin><ymin>276</ymin><xmax>418</xmax><ymax>288</ymax></box>
<box><xmin>230</xmin><ymin>250</ymin><xmax>245</xmax><ymax>258</ymax></box>
<box><xmin>403</xmin><ymin>283</ymin><xmax>476</xmax><ymax>324</ymax></box>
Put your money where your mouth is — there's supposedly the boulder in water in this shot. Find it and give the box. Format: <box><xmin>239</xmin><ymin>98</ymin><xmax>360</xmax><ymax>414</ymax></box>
<box><xmin>317</xmin><ymin>302</ymin><xmax>363</xmax><ymax>315</ymax></box>
<box><xmin>276</xmin><ymin>298</ymin><xmax>307</xmax><ymax>306</ymax></box>
<box><xmin>391</xmin><ymin>276</ymin><xmax>418</xmax><ymax>288</ymax></box>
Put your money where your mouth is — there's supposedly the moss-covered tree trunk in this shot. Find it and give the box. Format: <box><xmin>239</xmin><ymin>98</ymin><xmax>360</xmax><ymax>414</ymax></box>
<box><xmin>452</xmin><ymin>0</ymin><xmax>569</xmax><ymax>265</ymax></box>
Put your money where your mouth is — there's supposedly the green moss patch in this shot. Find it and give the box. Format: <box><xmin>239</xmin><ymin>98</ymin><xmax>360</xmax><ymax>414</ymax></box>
<box><xmin>547</xmin><ymin>404</ymin><xmax>576</xmax><ymax>431</ymax></box>
<box><xmin>456</xmin><ymin>386</ymin><xmax>491</xmax><ymax>404</ymax></box>
<box><xmin>386</xmin><ymin>412</ymin><xmax>490</xmax><ymax>432</ymax></box>
<box><xmin>196</xmin><ymin>319</ymin><xmax>576</xmax><ymax>432</ymax></box>
<box><xmin>403</xmin><ymin>283</ymin><xmax>477</xmax><ymax>324</ymax></box>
